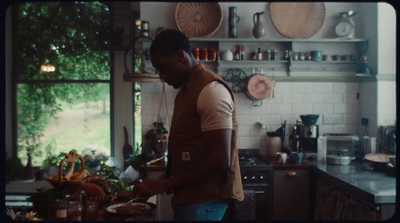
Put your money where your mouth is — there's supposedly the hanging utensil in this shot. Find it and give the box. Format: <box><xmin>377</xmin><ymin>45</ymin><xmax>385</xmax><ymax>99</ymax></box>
<box><xmin>271</xmin><ymin>68</ymin><xmax>276</xmax><ymax>98</ymax></box>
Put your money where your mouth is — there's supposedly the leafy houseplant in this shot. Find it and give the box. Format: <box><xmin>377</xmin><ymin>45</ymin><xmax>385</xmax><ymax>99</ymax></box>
<box><xmin>93</xmin><ymin>162</ymin><xmax>131</xmax><ymax>195</ymax></box>
<box><xmin>128</xmin><ymin>121</ymin><xmax>169</xmax><ymax>178</ymax></box>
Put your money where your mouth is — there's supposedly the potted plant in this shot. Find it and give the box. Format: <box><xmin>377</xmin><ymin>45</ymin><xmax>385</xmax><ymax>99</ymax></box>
<box><xmin>154</xmin><ymin>121</ymin><xmax>169</xmax><ymax>141</ymax></box>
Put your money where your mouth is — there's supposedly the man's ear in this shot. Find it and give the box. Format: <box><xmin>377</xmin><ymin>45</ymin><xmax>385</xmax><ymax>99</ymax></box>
<box><xmin>176</xmin><ymin>49</ymin><xmax>186</xmax><ymax>62</ymax></box>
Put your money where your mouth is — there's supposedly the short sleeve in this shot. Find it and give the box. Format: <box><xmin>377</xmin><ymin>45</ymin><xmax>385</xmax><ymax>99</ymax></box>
<box><xmin>197</xmin><ymin>81</ymin><xmax>234</xmax><ymax>131</ymax></box>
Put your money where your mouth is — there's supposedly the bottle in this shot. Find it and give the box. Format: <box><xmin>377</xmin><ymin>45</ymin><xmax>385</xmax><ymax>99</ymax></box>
<box><xmin>234</xmin><ymin>50</ymin><xmax>240</xmax><ymax>60</ymax></box>
<box><xmin>222</xmin><ymin>48</ymin><xmax>233</xmax><ymax>61</ymax></box>
<box><xmin>256</xmin><ymin>48</ymin><xmax>263</xmax><ymax>60</ymax></box>
<box><xmin>266</xmin><ymin>50</ymin><xmax>271</xmax><ymax>61</ymax></box>
<box><xmin>284</xmin><ymin>50</ymin><xmax>289</xmax><ymax>61</ymax></box>
<box><xmin>82</xmin><ymin>200</ymin><xmax>98</xmax><ymax>221</ymax></box>
<box><xmin>55</xmin><ymin>199</ymin><xmax>67</xmax><ymax>220</ymax></box>
<box><xmin>274</xmin><ymin>50</ymin><xmax>279</xmax><ymax>60</ymax></box>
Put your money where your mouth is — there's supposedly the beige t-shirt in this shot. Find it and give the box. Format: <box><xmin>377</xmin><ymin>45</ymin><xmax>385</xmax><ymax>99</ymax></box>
<box><xmin>197</xmin><ymin>81</ymin><xmax>234</xmax><ymax>131</ymax></box>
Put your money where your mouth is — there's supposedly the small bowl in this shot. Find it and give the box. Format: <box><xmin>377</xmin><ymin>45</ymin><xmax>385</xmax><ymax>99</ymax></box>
<box><xmin>300</xmin><ymin>114</ymin><xmax>320</xmax><ymax>125</ymax></box>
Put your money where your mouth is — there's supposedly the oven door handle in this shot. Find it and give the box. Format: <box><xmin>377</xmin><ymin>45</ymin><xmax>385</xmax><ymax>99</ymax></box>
<box><xmin>254</xmin><ymin>191</ymin><xmax>265</xmax><ymax>194</ymax></box>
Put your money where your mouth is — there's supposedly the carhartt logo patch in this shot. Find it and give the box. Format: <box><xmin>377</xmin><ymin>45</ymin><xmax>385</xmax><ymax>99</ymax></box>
<box><xmin>182</xmin><ymin>152</ymin><xmax>191</xmax><ymax>161</ymax></box>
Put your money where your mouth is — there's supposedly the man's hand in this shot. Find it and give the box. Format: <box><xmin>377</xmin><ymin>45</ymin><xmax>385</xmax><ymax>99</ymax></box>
<box><xmin>128</xmin><ymin>178</ymin><xmax>171</xmax><ymax>200</ymax></box>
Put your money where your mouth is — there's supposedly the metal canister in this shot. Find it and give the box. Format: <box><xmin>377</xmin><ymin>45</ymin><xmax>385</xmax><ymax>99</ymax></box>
<box><xmin>208</xmin><ymin>48</ymin><xmax>216</xmax><ymax>60</ymax></box>
<box><xmin>192</xmin><ymin>48</ymin><xmax>200</xmax><ymax>61</ymax></box>
<box><xmin>311</xmin><ymin>50</ymin><xmax>322</xmax><ymax>61</ymax></box>
<box><xmin>200</xmin><ymin>48</ymin><xmax>208</xmax><ymax>61</ymax></box>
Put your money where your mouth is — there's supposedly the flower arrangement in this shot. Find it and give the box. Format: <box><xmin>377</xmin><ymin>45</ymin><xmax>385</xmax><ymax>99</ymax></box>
<box><xmin>81</xmin><ymin>147</ymin><xmax>109</xmax><ymax>171</ymax></box>
<box><xmin>6</xmin><ymin>208</ymin><xmax>42</xmax><ymax>221</ymax></box>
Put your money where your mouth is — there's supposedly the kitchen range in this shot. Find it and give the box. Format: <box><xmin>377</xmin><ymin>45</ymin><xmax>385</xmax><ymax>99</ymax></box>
<box><xmin>223</xmin><ymin>148</ymin><xmax>273</xmax><ymax>220</ymax></box>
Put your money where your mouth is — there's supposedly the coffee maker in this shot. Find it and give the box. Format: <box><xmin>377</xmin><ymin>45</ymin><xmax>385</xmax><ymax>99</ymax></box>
<box><xmin>290</xmin><ymin>115</ymin><xmax>320</xmax><ymax>156</ymax></box>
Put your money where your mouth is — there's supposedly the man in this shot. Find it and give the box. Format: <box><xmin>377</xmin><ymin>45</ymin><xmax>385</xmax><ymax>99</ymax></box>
<box><xmin>130</xmin><ymin>29</ymin><xmax>244</xmax><ymax>221</ymax></box>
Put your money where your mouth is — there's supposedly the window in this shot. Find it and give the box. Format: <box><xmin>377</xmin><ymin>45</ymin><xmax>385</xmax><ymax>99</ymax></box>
<box><xmin>14</xmin><ymin>2</ymin><xmax>112</xmax><ymax>166</ymax></box>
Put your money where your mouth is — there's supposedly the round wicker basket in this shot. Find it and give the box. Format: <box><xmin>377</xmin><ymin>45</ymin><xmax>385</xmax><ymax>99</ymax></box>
<box><xmin>269</xmin><ymin>2</ymin><xmax>326</xmax><ymax>39</ymax></box>
<box><xmin>175</xmin><ymin>2</ymin><xmax>223</xmax><ymax>38</ymax></box>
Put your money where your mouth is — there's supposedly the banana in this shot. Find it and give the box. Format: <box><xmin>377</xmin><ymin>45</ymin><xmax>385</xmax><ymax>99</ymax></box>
<box><xmin>63</xmin><ymin>161</ymin><xmax>75</xmax><ymax>180</ymax></box>
<box><xmin>78</xmin><ymin>169</ymin><xmax>89</xmax><ymax>180</ymax></box>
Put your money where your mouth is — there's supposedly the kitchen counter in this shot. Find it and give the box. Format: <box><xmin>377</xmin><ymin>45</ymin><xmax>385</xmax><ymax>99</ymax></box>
<box><xmin>306</xmin><ymin>159</ymin><xmax>396</xmax><ymax>205</ymax></box>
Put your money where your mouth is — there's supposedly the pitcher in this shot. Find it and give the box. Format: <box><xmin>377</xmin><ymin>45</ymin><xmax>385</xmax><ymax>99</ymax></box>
<box><xmin>228</xmin><ymin>6</ymin><xmax>240</xmax><ymax>38</ymax></box>
<box><xmin>252</xmin><ymin>12</ymin><xmax>266</xmax><ymax>39</ymax></box>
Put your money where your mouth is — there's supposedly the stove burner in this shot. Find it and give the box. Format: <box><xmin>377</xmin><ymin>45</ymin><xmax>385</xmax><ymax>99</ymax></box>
<box><xmin>238</xmin><ymin>148</ymin><xmax>270</xmax><ymax>166</ymax></box>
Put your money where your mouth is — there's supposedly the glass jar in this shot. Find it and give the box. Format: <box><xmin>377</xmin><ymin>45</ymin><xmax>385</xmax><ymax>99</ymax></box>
<box><xmin>55</xmin><ymin>199</ymin><xmax>67</xmax><ymax>220</ymax></box>
<box><xmin>67</xmin><ymin>200</ymin><xmax>83</xmax><ymax>221</ymax></box>
<box><xmin>82</xmin><ymin>200</ymin><xmax>98</xmax><ymax>221</ymax></box>
<box><xmin>266</xmin><ymin>50</ymin><xmax>271</xmax><ymax>60</ymax></box>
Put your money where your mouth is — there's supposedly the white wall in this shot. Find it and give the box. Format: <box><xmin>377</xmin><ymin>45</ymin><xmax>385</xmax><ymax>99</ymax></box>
<box><xmin>138</xmin><ymin>2</ymin><xmax>389</xmax><ymax>152</ymax></box>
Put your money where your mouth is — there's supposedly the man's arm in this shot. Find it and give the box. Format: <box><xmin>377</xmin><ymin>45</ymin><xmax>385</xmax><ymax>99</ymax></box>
<box><xmin>131</xmin><ymin>128</ymin><xmax>232</xmax><ymax>197</ymax></box>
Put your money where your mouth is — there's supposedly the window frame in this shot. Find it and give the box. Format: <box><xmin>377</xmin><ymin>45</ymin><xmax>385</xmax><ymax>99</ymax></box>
<box><xmin>10</xmin><ymin>2</ymin><xmax>115</xmax><ymax>162</ymax></box>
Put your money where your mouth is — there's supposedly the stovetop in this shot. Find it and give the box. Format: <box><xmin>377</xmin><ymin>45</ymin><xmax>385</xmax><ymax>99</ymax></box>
<box><xmin>239</xmin><ymin>148</ymin><xmax>271</xmax><ymax>166</ymax></box>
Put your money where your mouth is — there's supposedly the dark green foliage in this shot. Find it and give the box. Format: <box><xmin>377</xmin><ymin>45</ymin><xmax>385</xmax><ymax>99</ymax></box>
<box><xmin>15</xmin><ymin>2</ymin><xmax>110</xmax><ymax>160</ymax></box>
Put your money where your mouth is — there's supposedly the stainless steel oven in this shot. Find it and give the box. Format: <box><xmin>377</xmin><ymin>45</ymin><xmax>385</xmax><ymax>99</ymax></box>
<box><xmin>224</xmin><ymin>148</ymin><xmax>272</xmax><ymax>220</ymax></box>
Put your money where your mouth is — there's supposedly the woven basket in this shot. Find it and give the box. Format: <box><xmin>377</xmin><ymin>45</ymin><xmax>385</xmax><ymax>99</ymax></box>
<box><xmin>175</xmin><ymin>2</ymin><xmax>223</xmax><ymax>38</ymax></box>
<box><xmin>269</xmin><ymin>2</ymin><xmax>326</xmax><ymax>39</ymax></box>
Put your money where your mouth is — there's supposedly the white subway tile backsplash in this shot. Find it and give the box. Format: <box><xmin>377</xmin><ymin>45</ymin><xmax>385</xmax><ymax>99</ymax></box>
<box><xmin>343</xmin><ymin>93</ymin><xmax>358</xmax><ymax>104</ymax></box>
<box><xmin>332</xmin><ymin>82</ymin><xmax>349</xmax><ymax>93</ymax></box>
<box><xmin>323</xmin><ymin>93</ymin><xmax>343</xmax><ymax>104</ymax></box>
<box><xmin>281</xmin><ymin>93</ymin><xmax>301</xmax><ymax>104</ymax></box>
<box><xmin>270</xmin><ymin>104</ymin><xmax>292</xmax><ymax>114</ymax></box>
<box><xmin>239</xmin><ymin>136</ymin><xmax>260</xmax><ymax>148</ymax></box>
<box><xmin>275</xmin><ymin>82</ymin><xmax>292</xmax><ymax>93</ymax></box>
<box><xmin>312</xmin><ymin>83</ymin><xmax>333</xmax><ymax>93</ymax></box>
<box><xmin>238</xmin><ymin>125</ymin><xmax>250</xmax><ymax>136</ymax></box>
<box><xmin>319</xmin><ymin>125</ymin><xmax>334</xmax><ymax>135</ymax></box>
<box><xmin>292</xmin><ymin>83</ymin><xmax>312</xmax><ymax>93</ymax></box>
<box><xmin>236</xmin><ymin>104</ymin><xmax>250</xmax><ymax>115</ymax></box>
<box><xmin>333</xmin><ymin>125</ymin><xmax>356</xmax><ymax>134</ymax></box>
<box><xmin>249</xmin><ymin>125</ymin><xmax>267</xmax><ymax>136</ymax></box>
<box><xmin>291</xmin><ymin>104</ymin><xmax>313</xmax><ymax>114</ymax></box>
<box><xmin>238</xmin><ymin>115</ymin><xmax>260</xmax><ymax>126</ymax></box>
<box><xmin>301</xmin><ymin>93</ymin><xmax>323</xmax><ymax>103</ymax></box>
<box><xmin>312</xmin><ymin>104</ymin><xmax>333</xmax><ymax>114</ymax></box>
<box><xmin>139</xmin><ymin>77</ymin><xmax>393</xmax><ymax>148</ymax></box>
<box><xmin>342</xmin><ymin>114</ymin><xmax>357</xmax><ymax>125</ymax></box>
<box><xmin>249</xmin><ymin>104</ymin><xmax>271</xmax><ymax>115</ymax></box>
<box><xmin>333</xmin><ymin>104</ymin><xmax>356</xmax><ymax>114</ymax></box>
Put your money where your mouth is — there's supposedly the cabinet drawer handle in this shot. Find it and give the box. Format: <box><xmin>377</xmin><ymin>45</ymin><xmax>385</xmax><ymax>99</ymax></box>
<box><xmin>287</xmin><ymin>171</ymin><xmax>297</xmax><ymax>177</ymax></box>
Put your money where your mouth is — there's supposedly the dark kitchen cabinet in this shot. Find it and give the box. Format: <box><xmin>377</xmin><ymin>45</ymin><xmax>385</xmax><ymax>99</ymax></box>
<box><xmin>272</xmin><ymin>168</ymin><xmax>310</xmax><ymax>220</ymax></box>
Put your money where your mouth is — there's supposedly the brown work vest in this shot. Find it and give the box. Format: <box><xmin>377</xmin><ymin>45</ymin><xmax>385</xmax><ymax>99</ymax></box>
<box><xmin>167</xmin><ymin>63</ymin><xmax>244</xmax><ymax>204</ymax></box>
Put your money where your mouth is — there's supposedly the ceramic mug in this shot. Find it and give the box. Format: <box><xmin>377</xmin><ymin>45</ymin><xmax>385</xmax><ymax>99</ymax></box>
<box><xmin>290</xmin><ymin>152</ymin><xmax>303</xmax><ymax>164</ymax></box>
<box><xmin>275</xmin><ymin>152</ymin><xmax>287</xmax><ymax>164</ymax></box>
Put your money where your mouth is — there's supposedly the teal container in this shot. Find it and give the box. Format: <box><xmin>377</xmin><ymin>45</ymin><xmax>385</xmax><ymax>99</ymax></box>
<box><xmin>311</xmin><ymin>50</ymin><xmax>322</xmax><ymax>61</ymax></box>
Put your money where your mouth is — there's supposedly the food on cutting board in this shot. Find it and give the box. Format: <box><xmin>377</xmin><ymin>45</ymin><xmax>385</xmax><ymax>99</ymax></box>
<box><xmin>115</xmin><ymin>203</ymin><xmax>149</xmax><ymax>214</ymax></box>
<box><xmin>116</xmin><ymin>191</ymin><xmax>134</xmax><ymax>202</ymax></box>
